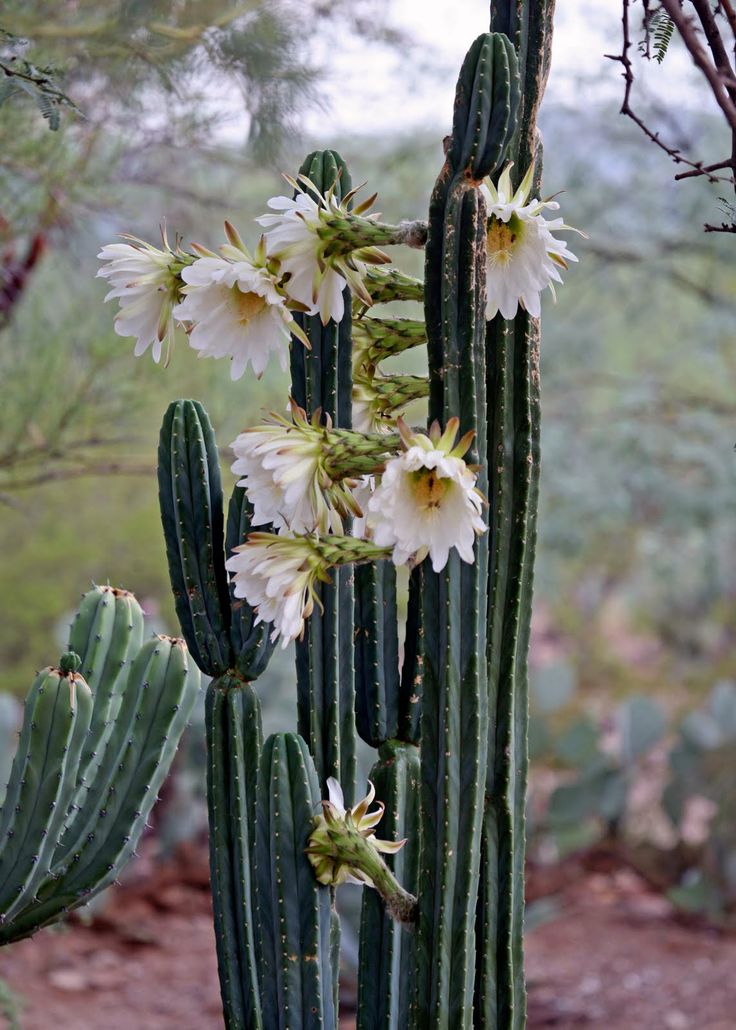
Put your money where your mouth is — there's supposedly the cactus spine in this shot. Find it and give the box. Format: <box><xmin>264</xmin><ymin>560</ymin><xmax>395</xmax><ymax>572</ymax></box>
<box><xmin>0</xmin><ymin>589</ymin><xmax>201</xmax><ymax>945</ymax></box>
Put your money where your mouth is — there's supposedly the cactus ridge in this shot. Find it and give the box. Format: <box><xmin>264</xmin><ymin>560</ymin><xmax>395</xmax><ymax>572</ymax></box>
<box><xmin>206</xmin><ymin>675</ymin><xmax>263</xmax><ymax>1030</ymax></box>
<box><xmin>0</xmin><ymin>634</ymin><xmax>200</xmax><ymax>944</ymax></box>
<box><xmin>158</xmin><ymin>399</ymin><xmax>233</xmax><ymax>677</ymax></box>
<box><xmin>256</xmin><ymin>732</ymin><xmax>336</xmax><ymax>1030</ymax></box>
<box><xmin>357</xmin><ymin>741</ymin><xmax>420</xmax><ymax>1029</ymax></box>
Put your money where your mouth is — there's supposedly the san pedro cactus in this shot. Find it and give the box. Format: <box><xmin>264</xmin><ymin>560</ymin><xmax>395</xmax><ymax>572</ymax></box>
<box><xmin>0</xmin><ymin>585</ymin><xmax>201</xmax><ymax>944</ymax></box>
<box><xmin>94</xmin><ymin>2</ymin><xmax>574</xmax><ymax>1027</ymax></box>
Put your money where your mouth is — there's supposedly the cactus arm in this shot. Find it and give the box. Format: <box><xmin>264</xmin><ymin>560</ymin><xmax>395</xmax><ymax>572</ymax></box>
<box><xmin>291</xmin><ymin>150</ymin><xmax>357</xmax><ymax>807</ymax></box>
<box><xmin>357</xmin><ymin>740</ymin><xmax>420</xmax><ymax>1030</ymax></box>
<box><xmin>158</xmin><ymin>399</ymin><xmax>233</xmax><ymax>677</ymax></box>
<box><xmin>206</xmin><ymin>676</ymin><xmax>263</xmax><ymax>1030</ymax></box>
<box><xmin>56</xmin><ymin>586</ymin><xmax>145</xmax><ymax>860</ymax></box>
<box><xmin>0</xmin><ymin>666</ymin><xmax>92</xmax><ymax>921</ymax></box>
<box><xmin>1</xmin><ymin>636</ymin><xmax>200</xmax><ymax>943</ymax></box>
<box><xmin>256</xmin><ymin>733</ymin><xmax>337</xmax><ymax>1030</ymax></box>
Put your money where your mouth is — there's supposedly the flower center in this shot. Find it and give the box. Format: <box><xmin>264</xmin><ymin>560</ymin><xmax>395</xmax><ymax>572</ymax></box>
<box><xmin>409</xmin><ymin>468</ymin><xmax>451</xmax><ymax>511</ymax></box>
<box><xmin>232</xmin><ymin>287</ymin><xmax>267</xmax><ymax>323</ymax></box>
<box><xmin>486</xmin><ymin>213</ymin><xmax>524</xmax><ymax>266</ymax></box>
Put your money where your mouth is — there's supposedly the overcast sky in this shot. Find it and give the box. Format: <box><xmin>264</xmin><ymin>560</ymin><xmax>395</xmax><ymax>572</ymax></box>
<box><xmin>303</xmin><ymin>1</ymin><xmax>702</xmax><ymax>138</ymax></box>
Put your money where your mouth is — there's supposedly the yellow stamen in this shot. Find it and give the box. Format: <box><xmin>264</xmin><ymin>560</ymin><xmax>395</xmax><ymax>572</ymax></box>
<box><xmin>410</xmin><ymin>469</ymin><xmax>451</xmax><ymax>510</ymax></box>
<box><xmin>233</xmin><ymin>288</ymin><xmax>267</xmax><ymax>323</ymax></box>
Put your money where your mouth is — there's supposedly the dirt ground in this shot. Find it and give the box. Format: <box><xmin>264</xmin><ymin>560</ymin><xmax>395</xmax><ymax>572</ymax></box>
<box><xmin>1</xmin><ymin>844</ymin><xmax>734</xmax><ymax>1029</ymax></box>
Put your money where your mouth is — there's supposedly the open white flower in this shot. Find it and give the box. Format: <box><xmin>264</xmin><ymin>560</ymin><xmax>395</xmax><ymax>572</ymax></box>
<box><xmin>366</xmin><ymin>418</ymin><xmax>486</xmax><ymax>572</ymax></box>
<box><xmin>226</xmin><ymin>531</ymin><xmax>392</xmax><ymax>647</ymax></box>
<box><xmin>231</xmin><ymin>407</ymin><xmax>359</xmax><ymax>534</ymax></box>
<box><xmin>173</xmin><ymin>224</ymin><xmax>307</xmax><ymax>380</ymax></box>
<box><xmin>225</xmin><ymin>532</ymin><xmax>325</xmax><ymax>648</ymax></box>
<box><xmin>480</xmin><ymin>164</ymin><xmax>581</xmax><ymax>321</ymax></box>
<box><xmin>97</xmin><ymin>235</ymin><xmax>183</xmax><ymax>364</ymax></box>
<box><xmin>257</xmin><ymin>176</ymin><xmax>390</xmax><ymax>325</ymax></box>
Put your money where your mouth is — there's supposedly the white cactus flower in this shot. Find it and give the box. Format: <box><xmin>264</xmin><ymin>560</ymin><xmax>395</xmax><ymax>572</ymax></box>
<box><xmin>480</xmin><ymin>163</ymin><xmax>581</xmax><ymax>321</ymax></box>
<box><xmin>225</xmin><ymin>532</ymin><xmax>324</xmax><ymax>648</ymax></box>
<box><xmin>257</xmin><ymin>176</ymin><xmax>389</xmax><ymax>325</ymax></box>
<box><xmin>173</xmin><ymin>225</ymin><xmax>306</xmax><ymax>380</ymax></box>
<box><xmin>366</xmin><ymin>419</ymin><xmax>486</xmax><ymax>572</ymax></box>
<box><xmin>97</xmin><ymin>235</ymin><xmax>182</xmax><ymax>365</ymax></box>
<box><xmin>231</xmin><ymin>408</ymin><xmax>354</xmax><ymax>535</ymax></box>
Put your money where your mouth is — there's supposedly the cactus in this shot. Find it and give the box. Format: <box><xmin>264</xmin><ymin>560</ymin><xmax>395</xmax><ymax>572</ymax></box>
<box><xmin>290</xmin><ymin>151</ymin><xmax>358</xmax><ymax>807</ymax></box>
<box><xmin>0</xmin><ymin>589</ymin><xmax>201</xmax><ymax>944</ymax></box>
<box><xmin>143</xmin><ymin>5</ymin><xmax>560</xmax><ymax>1029</ymax></box>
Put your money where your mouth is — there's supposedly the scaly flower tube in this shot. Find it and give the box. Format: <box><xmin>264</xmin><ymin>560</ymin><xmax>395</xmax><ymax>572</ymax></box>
<box><xmin>173</xmin><ymin>223</ymin><xmax>308</xmax><ymax>380</ymax></box>
<box><xmin>480</xmin><ymin>163</ymin><xmax>582</xmax><ymax>321</ymax></box>
<box><xmin>366</xmin><ymin>418</ymin><xmax>487</xmax><ymax>571</ymax></box>
<box><xmin>306</xmin><ymin>778</ymin><xmax>417</xmax><ymax>924</ymax></box>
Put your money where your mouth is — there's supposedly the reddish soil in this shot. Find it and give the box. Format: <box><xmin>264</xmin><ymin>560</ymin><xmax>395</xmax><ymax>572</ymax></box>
<box><xmin>1</xmin><ymin>844</ymin><xmax>734</xmax><ymax>1029</ymax></box>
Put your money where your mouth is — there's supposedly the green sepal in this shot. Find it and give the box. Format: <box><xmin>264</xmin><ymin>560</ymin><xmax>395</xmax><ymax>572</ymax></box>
<box><xmin>256</xmin><ymin>732</ymin><xmax>337</xmax><ymax>1030</ymax></box>
<box><xmin>158</xmin><ymin>398</ymin><xmax>233</xmax><ymax>676</ymax></box>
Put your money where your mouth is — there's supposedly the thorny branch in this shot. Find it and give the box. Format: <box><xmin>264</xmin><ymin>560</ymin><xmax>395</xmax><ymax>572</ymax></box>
<box><xmin>609</xmin><ymin>1</ymin><xmax>736</xmax><ymax>232</ymax></box>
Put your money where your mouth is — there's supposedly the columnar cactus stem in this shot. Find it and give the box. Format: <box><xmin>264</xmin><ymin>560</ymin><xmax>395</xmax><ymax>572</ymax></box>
<box><xmin>291</xmin><ymin>150</ymin><xmax>357</xmax><ymax>807</ymax></box>
<box><xmin>206</xmin><ymin>675</ymin><xmax>263</xmax><ymax>1030</ymax></box>
<box><xmin>357</xmin><ymin>741</ymin><xmax>421</xmax><ymax>1030</ymax></box>
<box><xmin>476</xmin><ymin>5</ymin><xmax>555</xmax><ymax>1028</ymax></box>
<box><xmin>414</xmin><ymin>31</ymin><xmax>518</xmax><ymax>1030</ymax></box>
<box><xmin>256</xmin><ymin>733</ymin><xmax>337</xmax><ymax>1029</ymax></box>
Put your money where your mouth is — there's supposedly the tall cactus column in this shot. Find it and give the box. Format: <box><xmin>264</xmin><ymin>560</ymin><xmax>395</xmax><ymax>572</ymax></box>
<box><xmin>414</xmin><ymin>33</ymin><xmax>518</xmax><ymax>1030</ymax></box>
<box><xmin>477</xmin><ymin>3</ymin><xmax>555</xmax><ymax>1028</ymax></box>
<box><xmin>291</xmin><ymin>149</ymin><xmax>357</xmax><ymax>807</ymax></box>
